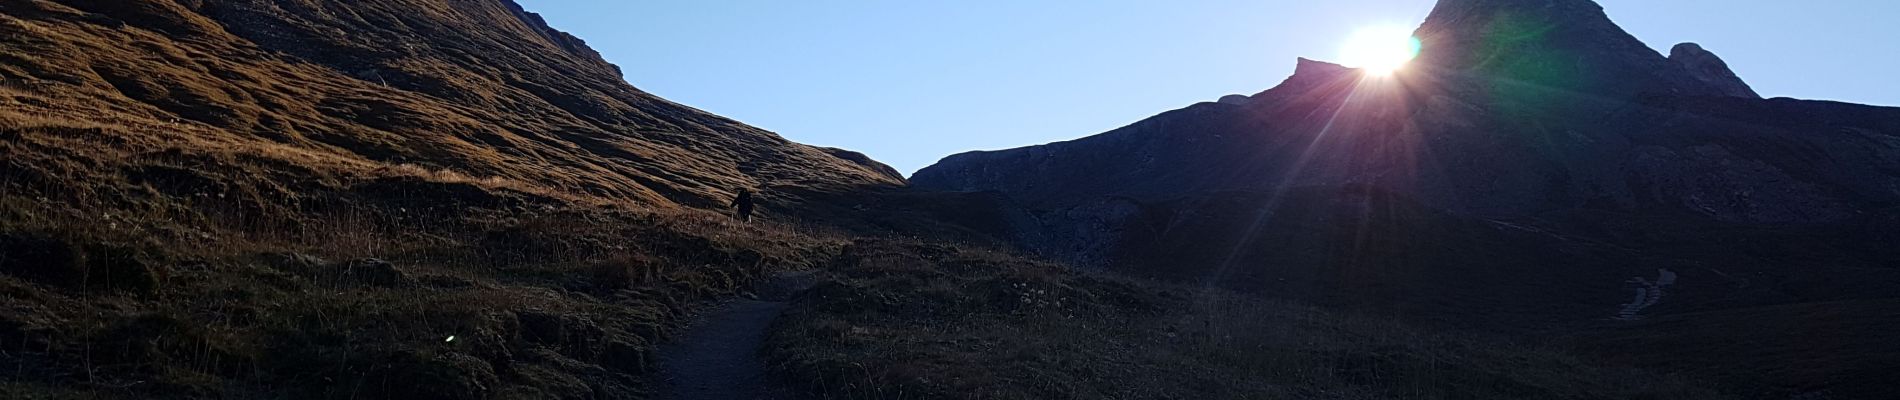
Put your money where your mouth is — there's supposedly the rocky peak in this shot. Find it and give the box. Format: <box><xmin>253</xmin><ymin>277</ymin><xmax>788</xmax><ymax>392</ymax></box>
<box><xmin>1412</xmin><ymin>0</ymin><xmax>1726</xmax><ymax>98</ymax></box>
<box><xmin>499</xmin><ymin>0</ymin><xmax>624</xmax><ymax>77</ymax></box>
<box><xmin>1216</xmin><ymin>94</ymin><xmax>1254</xmax><ymax>106</ymax></box>
<box><xmin>1245</xmin><ymin>58</ymin><xmax>1356</xmax><ymax>99</ymax></box>
<box><xmin>1415</xmin><ymin>0</ymin><xmax>1625</xmax><ymax>60</ymax></box>
<box><xmin>1213</xmin><ymin>59</ymin><xmax>1353</xmax><ymax>106</ymax></box>
<box><xmin>1669</xmin><ymin>42</ymin><xmax>1760</xmax><ymax>98</ymax></box>
<box><xmin>1422</xmin><ymin>0</ymin><xmax>1610</xmax><ymax>22</ymax></box>
<box><xmin>1292</xmin><ymin>57</ymin><xmax>1353</xmax><ymax>76</ymax></box>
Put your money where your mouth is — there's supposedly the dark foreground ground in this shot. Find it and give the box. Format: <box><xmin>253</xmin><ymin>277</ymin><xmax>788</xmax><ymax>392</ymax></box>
<box><xmin>656</xmin><ymin>272</ymin><xmax>816</xmax><ymax>400</ymax></box>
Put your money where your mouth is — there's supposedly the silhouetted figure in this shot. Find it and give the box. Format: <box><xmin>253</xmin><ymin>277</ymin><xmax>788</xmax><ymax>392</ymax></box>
<box><xmin>731</xmin><ymin>189</ymin><xmax>756</xmax><ymax>222</ymax></box>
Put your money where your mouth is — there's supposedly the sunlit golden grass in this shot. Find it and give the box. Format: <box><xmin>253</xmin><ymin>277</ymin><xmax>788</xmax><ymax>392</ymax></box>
<box><xmin>0</xmin><ymin>109</ymin><xmax>121</xmax><ymax>131</ymax></box>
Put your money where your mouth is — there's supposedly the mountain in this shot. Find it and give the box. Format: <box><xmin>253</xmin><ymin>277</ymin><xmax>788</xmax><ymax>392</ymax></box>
<box><xmin>913</xmin><ymin>0</ymin><xmax>1900</xmax><ymax>394</ymax></box>
<box><xmin>913</xmin><ymin>0</ymin><xmax>1900</xmax><ymax>256</ymax></box>
<box><xmin>917</xmin><ymin>0</ymin><xmax>1900</xmax><ymax>223</ymax></box>
<box><xmin>1</xmin><ymin>0</ymin><xmax>903</xmax><ymax>220</ymax></box>
<box><xmin>0</xmin><ymin>1</ymin><xmax>929</xmax><ymax>398</ymax></box>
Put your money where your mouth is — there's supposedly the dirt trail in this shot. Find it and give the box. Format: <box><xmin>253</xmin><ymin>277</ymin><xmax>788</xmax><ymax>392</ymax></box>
<box><xmin>657</xmin><ymin>271</ymin><xmax>818</xmax><ymax>400</ymax></box>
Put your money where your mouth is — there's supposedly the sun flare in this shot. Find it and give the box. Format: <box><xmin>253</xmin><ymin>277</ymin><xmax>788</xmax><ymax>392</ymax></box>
<box><xmin>1339</xmin><ymin>26</ymin><xmax>1422</xmax><ymax>76</ymax></box>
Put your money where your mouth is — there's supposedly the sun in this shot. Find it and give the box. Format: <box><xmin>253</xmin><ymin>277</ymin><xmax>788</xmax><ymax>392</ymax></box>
<box><xmin>1339</xmin><ymin>26</ymin><xmax>1422</xmax><ymax>76</ymax></box>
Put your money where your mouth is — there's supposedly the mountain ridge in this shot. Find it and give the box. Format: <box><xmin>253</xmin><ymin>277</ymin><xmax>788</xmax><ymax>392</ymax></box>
<box><xmin>3</xmin><ymin>0</ymin><xmax>903</xmax><ymax>217</ymax></box>
<box><xmin>910</xmin><ymin>0</ymin><xmax>1900</xmax><ymax>354</ymax></box>
<box><xmin>915</xmin><ymin>0</ymin><xmax>1900</xmax><ymax>223</ymax></box>
<box><xmin>906</xmin><ymin>2</ymin><xmax>1900</xmax><ymax>390</ymax></box>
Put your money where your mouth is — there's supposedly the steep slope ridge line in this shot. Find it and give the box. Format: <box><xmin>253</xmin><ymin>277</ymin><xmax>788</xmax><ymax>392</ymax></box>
<box><xmin>1</xmin><ymin>0</ymin><xmax>902</xmax><ymax>217</ymax></box>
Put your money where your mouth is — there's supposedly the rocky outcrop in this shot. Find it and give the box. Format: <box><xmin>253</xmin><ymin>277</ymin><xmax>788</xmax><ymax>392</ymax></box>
<box><xmin>1670</xmin><ymin>42</ymin><xmax>1761</xmax><ymax>98</ymax></box>
<box><xmin>1216</xmin><ymin>95</ymin><xmax>1253</xmax><ymax>106</ymax></box>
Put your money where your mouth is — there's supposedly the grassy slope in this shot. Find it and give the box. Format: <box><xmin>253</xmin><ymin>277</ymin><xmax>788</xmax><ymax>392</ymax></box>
<box><xmin>0</xmin><ymin>0</ymin><xmax>907</xmax><ymax>397</ymax></box>
<box><xmin>0</xmin><ymin>186</ymin><xmax>858</xmax><ymax>398</ymax></box>
<box><xmin>766</xmin><ymin>240</ymin><xmax>1729</xmax><ymax>400</ymax></box>
<box><xmin>1571</xmin><ymin>299</ymin><xmax>1900</xmax><ymax>400</ymax></box>
<box><xmin>0</xmin><ymin>0</ymin><xmax>901</xmax><ymax>216</ymax></box>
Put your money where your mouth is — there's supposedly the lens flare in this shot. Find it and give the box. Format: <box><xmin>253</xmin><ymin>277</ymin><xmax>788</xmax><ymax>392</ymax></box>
<box><xmin>1339</xmin><ymin>26</ymin><xmax>1422</xmax><ymax>76</ymax></box>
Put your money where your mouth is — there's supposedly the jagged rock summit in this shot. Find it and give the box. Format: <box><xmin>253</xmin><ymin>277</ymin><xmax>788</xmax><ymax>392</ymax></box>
<box><xmin>1669</xmin><ymin>42</ymin><xmax>1761</xmax><ymax>98</ymax></box>
<box><xmin>1411</xmin><ymin>0</ymin><xmax>1732</xmax><ymax>98</ymax></box>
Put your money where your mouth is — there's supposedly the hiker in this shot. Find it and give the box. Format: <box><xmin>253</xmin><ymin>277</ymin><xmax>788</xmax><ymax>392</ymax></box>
<box><xmin>730</xmin><ymin>188</ymin><xmax>756</xmax><ymax>222</ymax></box>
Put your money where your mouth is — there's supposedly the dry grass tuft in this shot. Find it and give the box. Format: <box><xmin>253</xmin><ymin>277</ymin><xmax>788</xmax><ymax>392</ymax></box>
<box><xmin>589</xmin><ymin>252</ymin><xmax>663</xmax><ymax>292</ymax></box>
<box><xmin>371</xmin><ymin>163</ymin><xmax>573</xmax><ymax>203</ymax></box>
<box><xmin>0</xmin><ymin>109</ymin><xmax>122</xmax><ymax>131</ymax></box>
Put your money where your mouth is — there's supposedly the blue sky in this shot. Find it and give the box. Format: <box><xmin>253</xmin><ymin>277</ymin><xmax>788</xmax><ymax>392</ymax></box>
<box><xmin>517</xmin><ymin>0</ymin><xmax>1900</xmax><ymax>175</ymax></box>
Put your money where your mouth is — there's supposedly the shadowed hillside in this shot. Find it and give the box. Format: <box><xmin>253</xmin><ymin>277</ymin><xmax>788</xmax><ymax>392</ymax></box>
<box><xmin>0</xmin><ymin>0</ymin><xmax>914</xmax><ymax>397</ymax></box>
<box><xmin>911</xmin><ymin>0</ymin><xmax>1900</xmax><ymax>320</ymax></box>
<box><xmin>909</xmin><ymin>0</ymin><xmax>1900</xmax><ymax>396</ymax></box>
